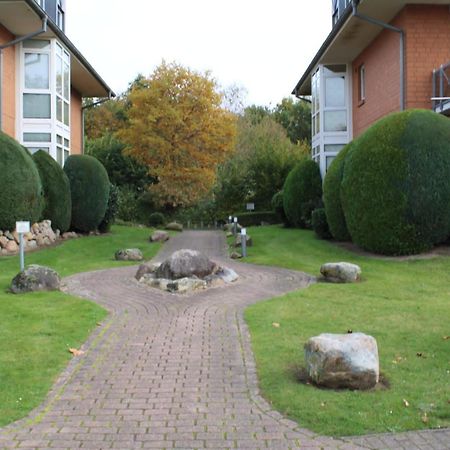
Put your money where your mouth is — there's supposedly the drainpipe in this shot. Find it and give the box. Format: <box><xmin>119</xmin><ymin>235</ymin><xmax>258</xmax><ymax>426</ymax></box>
<box><xmin>0</xmin><ymin>17</ymin><xmax>48</xmax><ymax>132</ymax></box>
<box><xmin>81</xmin><ymin>93</ymin><xmax>113</xmax><ymax>153</ymax></box>
<box><xmin>351</xmin><ymin>0</ymin><xmax>405</xmax><ymax>111</ymax></box>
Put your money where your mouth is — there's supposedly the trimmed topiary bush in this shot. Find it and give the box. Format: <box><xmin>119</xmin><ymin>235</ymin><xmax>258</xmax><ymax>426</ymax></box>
<box><xmin>98</xmin><ymin>183</ymin><xmax>119</xmax><ymax>233</ymax></box>
<box><xmin>323</xmin><ymin>143</ymin><xmax>353</xmax><ymax>241</ymax></box>
<box><xmin>0</xmin><ymin>133</ymin><xmax>43</xmax><ymax>230</ymax></box>
<box><xmin>64</xmin><ymin>155</ymin><xmax>110</xmax><ymax>232</ymax></box>
<box><xmin>341</xmin><ymin>109</ymin><xmax>450</xmax><ymax>255</ymax></box>
<box><xmin>311</xmin><ymin>208</ymin><xmax>332</xmax><ymax>240</ymax></box>
<box><xmin>147</xmin><ymin>212</ymin><xmax>165</xmax><ymax>227</ymax></box>
<box><xmin>283</xmin><ymin>159</ymin><xmax>322</xmax><ymax>228</ymax></box>
<box><xmin>271</xmin><ymin>191</ymin><xmax>288</xmax><ymax>225</ymax></box>
<box><xmin>33</xmin><ymin>150</ymin><xmax>71</xmax><ymax>233</ymax></box>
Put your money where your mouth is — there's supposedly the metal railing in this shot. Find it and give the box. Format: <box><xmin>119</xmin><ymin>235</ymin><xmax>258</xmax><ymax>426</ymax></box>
<box><xmin>432</xmin><ymin>63</ymin><xmax>450</xmax><ymax>115</ymax></box>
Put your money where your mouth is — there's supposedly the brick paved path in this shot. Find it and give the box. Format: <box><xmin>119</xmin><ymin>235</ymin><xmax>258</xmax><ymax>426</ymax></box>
<box><xmin>0</xmin><ymin>231</ymin><xmax>448</xmax><ymax>450</ymax></box>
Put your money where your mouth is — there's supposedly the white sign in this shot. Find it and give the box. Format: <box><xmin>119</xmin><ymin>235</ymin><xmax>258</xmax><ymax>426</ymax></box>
<box><xmin>241</xmin><ymin>228</ymin><xmax>247</xmax><ymax>236</ymax></box>
<box><xmin>16</xmin><ymin>221</ymin><xmax>30</xmax><ymax>234</ymax></box>
<box><xmin>246</xmin><ymin>203</ymin><xmax>255</xmax><ymax>211</ymax></box>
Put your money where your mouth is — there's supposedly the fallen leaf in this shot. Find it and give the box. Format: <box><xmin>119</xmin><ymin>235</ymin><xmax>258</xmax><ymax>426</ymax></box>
<box><xmin>443</xmin><ymin>336</ymin><xmax>450</xmax><ymax>340</ymax></box>
<box><xmin>69</xmin><ymin>348</ymin><xmax>85</xmax><ymax>356</ymax></box>
<box><xmin>347</xmin><ymin>329</ymin><xmax>353</xmax><ymax>334</ymax></box>
<box><xmin>421</xmin><ymin>413</ymin><xmax>429</xmax><ymax>424</ymax></box>
<box><xmin>416</xmin><ymin>352</ymin><xmax>426</xmax><ymax>358</ymax></box>
<box><xmin>320</xmin><ymin>402</ymin><xmax>326</xmax><ymax>407</ymax></box>
<box><xmin>272</xmin><ymin>322</ymin><xmax>280</xmax><ymax>328</ymax></box>
<box><xmin>403</xmin><ymin>399</ymin><xmax>410</xmax><ymax>407</ymax></box>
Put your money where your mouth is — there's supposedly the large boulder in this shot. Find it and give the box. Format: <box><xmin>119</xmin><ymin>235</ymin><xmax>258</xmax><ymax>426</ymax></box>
<box><xmin>320</xmin><ymin>262</ymin><xmax>361</xmax><ymax>283</ymax></box>
<box><xmin>150</xmin><ymin>230</ymin><xmax>170</xmax><ymax>242</ymax></box>
<box><xmin>11</xmin><ymin>265</ymin><xmax>61</xmax><ymax>294</ymax></box>
<box><xmin>304</xmin><ymin>333</ymin><xmax>379</xmax><ymax>390</ymax></box>
<box><xmin>115</xmin><ymin>248</ymin><xmax>143</xmax><ymax>261</ymax></box>
<box><xmin>155</xmin><ymin>249</ymin><xmax>217</xmax><ymax>280</ymax></box>
<box><xmin>165</xmin><ymin>222</ymin><xmax>183</xmax><ymax>232</ymax></box>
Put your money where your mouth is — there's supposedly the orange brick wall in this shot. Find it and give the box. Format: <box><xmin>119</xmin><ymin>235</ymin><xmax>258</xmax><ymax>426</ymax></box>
<box><xmin>70</xmin><ymin>87</ymin><xmax>83</xmax><ymax>154</ymax></box>
<box><xmin>352</xmin><ymin>5</ymin><xmax>450</xmax><ymax>137</ymax></box>
<box><xmin>0</xmin><ymin>24</ymin><xmax>16</xmax><ymax>138</ymax></box>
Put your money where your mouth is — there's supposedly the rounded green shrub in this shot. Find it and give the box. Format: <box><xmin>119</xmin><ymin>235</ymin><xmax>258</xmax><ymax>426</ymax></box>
<box><xmin>341</xmin><ymin>109</ymin><xmax>450</xmax><ymax>255</ymax></box>
<box><xmin>64</xmin><ymin>155</ymin><xmax>110</xmax><ymax>232</ymax></box>
<box><xmin>32</xmin><ymin>150</ymin><xmax>71</xmax><ymax>232</ymax></box>
<box><xmin>323</xmin><ymin>143</ymin><xmax>353</xmax><ymax>241</ymax></box>
<box><xmin>147</xmin><ymin>212</ymin><xmax>165</xmax><ymax>227</ymax></box>
<box><xmin>0</xmin><ymin>133</ymin><xmax>43</xmax><ymax>230</ymax></box>
<box><xmin>283</xmin><ymin>159</ymin><xmax>322</xmax><ymax>228</ymax></box>
<box><xmin>271</xmin><ymin>191</ymin><xmax>288</xmax><ymax>225</ymax></box>
<box><xmin>98</xmin><ymin>183</ymin><xmax>119</xmax><ymax>233</ymax></box>
<box><xmin>311</xmin><ymin>208</ymin><xmax>332</xmax><ymax>240</ymax></box>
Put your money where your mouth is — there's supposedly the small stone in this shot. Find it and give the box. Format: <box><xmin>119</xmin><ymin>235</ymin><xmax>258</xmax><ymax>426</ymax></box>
<box><xmin>26</xmin><ymin>240</ymin><xmax>38</xmax><ymax>250</ymax></box>
<box><xmin>10</xmin><ymin>265</ymin><xmax>61</xmax><ymax>294</ymax></box>
<box><xmin>320</xmin><ymin>262</ymin><xmax>361</xmax><ymax>283</ymax></box>
<box><xmin>234</xmin><ymin>234</ymin><xmax>253</xmax><ymax>248</ymax></box>
<box><xmin>4</xmin><ymin>231</ymin><xmax>14</xmax><ymax>240</ymax></box>
<box><xmin>165</xmin><ymin>222</ymin><xmax>183</xmax><ymax>232</ymax></box>
<box><xmin>36</xmin><ymin>235</ymin><xmax>46</xmax><ymax>247</ymax></box>
<box><xmin>5</xmin><ymin>240</ymin><xmax>18</xmax><ymax>253</ymax></box>
<box><xmin>150</xmin><ymin>230</ymin><xmax>170</xmax><ymax>242</ymax></box>
<box><xmin>135</xmin><ymin>262</ymin><xmax>160</xmax><ymax>280</ymax></box>
<box><xmin>0</xmin><ymin>236</ymin><xmax>8</xmax><ymax>249</ymax></box>
<box><xmin>115</xmin><ymin>248</ymin><xmax>143</xmax><ymax>261</ymax></box>
<box><xmin>230</xmin><ymin>251</ymin><xmax>242</xmax><ymax>259</ymax></box>
<box><xmin>304</xmin><ymin>332</ymin><xmax>379</xmax><ymax>390</ymax></box>
<box><xmin>217</xmin><ymin>267</ymin><xmax>239</xmax><ymax>283</ymax></box>
<box><xmin>167</xmin><ymin>277</ymin><xmax>207</xmax><ymax>293</ymax></box>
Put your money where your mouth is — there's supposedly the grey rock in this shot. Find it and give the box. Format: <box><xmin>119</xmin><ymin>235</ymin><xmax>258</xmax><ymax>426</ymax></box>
<box><xmin>141</xmin><ymin>275</ymin><xmax>171</xmax><ymax>291</ymax></box>
<box><xmin>217</xmin><ymin>267</ymin><xmax>239</xmax><ymax>283</ymax></box>
<box><xmin>165</xmin><ymin>222</ymin><xmax>183</xmax><ymax>232</ymax></box>
<box><xmin>26</xmin><ymin>240</ymin><xmax>38</xmax><ymax>250</ymax></box>
<box><xmin>135</xmin><ymin>262</ymin><xmax>161</xmax><ymax>280</ymax></box>
<box><xmin>167</xmin><ymin>277</ymin><xmax>207</xmax><ymax>293</ymax></box>
<box><xmin>5</xmin><ymin>240</ymin><xmax>18</xmax><ymax>253</ymax></box>
<box><xmin>304</xmin><ymin>332</ymin><xmax>379</xmax><ymax>390</ymax></box>
<box><xmin>320</xmin><ymin>262</ymin><xmax>361</xmax><ymax>283</ymax></box>
<box><xmin>234</xmin><ymin>234</ymin><xmax>253</xmax><ymax>248</ymax></box>
<box><xmin>115</xmin><ymin>248</ymin><xmax>143</xmax><ymax>261</ymax></box>
<box><xmin>10</xmin><ymin>264</ymin><xmax>61</xmax><ymax>294</ymax></box>
<box><xmin>4</xmin><ymin>231</ymin><xmax>14</xmax><ymax>240</ymax></box>
<box><xmin>230</xmin><ymin>251</ymin><xmax>242</xmax><ymax>259</ymax></box>
<box><xmin>0</xmin><ymin>236</ymin><xmax>8</xmax><ymax>249</ymax></box>
<box><xmin>150</xmin><ymin>230</ymin><xmax>170</xmax><ymax>242</ymax></box>
<box><xmin>155</xmin><ymin>249</ymin><xmax>217</xmax><ymax>280</ymax></box>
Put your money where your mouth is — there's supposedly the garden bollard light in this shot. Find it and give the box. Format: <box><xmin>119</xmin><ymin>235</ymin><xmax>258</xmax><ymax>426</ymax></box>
<box><xmin>16</xmin><ymin>221</ymin><xmax>30</xmax><ymax>272</ymax></box>
<box><xmin>241</xmin><ymin>228</ymin><xmax>247</xmax><ymax>258</ymax></box>
<box><xmin>233</xmin><ymin>217</ymin><xmax>238</xmax><ymax>237</ymax></box>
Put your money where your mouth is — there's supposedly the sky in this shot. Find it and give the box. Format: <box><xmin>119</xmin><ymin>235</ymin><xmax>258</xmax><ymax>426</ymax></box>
<box><xmin>66</xmin><ymin>0</ymin><xmax>332</xmax><ymax>107</ymax></box>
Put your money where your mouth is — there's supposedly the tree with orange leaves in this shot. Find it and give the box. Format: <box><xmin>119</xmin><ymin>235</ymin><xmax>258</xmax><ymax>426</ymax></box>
<box><xmin>118</xmin><ymin>62</ymin><xmax>237</xmax><ymax>208</ymax></box>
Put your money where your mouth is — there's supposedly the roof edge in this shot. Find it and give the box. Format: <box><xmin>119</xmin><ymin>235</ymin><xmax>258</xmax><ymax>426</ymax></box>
<box><xmin>292</xmin><ymin>5</ymin><xmax>354</xmax><ymax>97</ymax></box>
<box><xmin>24</xmin><ymin>0</ymin><xmax>115</xmax><ymax>98</ymax></box>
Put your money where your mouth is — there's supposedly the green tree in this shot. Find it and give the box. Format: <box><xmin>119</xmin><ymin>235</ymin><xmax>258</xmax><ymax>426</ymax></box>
<box><xmin>274</xmin><ymin>97</ymin><xmax>311</xmax><ymax>145</ymax></box>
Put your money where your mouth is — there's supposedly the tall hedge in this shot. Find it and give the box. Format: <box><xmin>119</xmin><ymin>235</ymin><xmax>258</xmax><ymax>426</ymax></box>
<box><xmin>64</xmin><ymin>155</ymin><xmax>110</xmax><ymax>232</ymax></box>
<box><xmin>271</xmin><ymin>191</ymin><xmax>288</xmax><ymax>225</ymax></box>
<box><xmin>0</xmin><ymin>133</ymin><xmax>43</xmax><ymax>230</ymax></box>
<box><xmin>33</xmin><ymin>150</ymin><xmax>72</xmax><ymax>232</ymax></box>
<box><xmin>341</xmin><ymin>110</ymin><xmax>450</xmax><ymax>255</ymax></box>
<box><xmin>323</xmin><ymin>143</ymin><xmax>353</xmax><ymax>241</ymax></box>
<box><xmin>282</xmin><ymin>159</ymin><xmax>322</xmax><ymax>228</ymax></box>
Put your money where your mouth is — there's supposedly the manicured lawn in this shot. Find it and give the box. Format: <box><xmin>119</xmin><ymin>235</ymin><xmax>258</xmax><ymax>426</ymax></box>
<box><xmin>244</xmin><ymin>226</ymin><xmax>450</xmax><ymax>436</ymax></box>
<box><xmin>0</xmin><ymin>225</ymin><xmax>161</xmax><ymax>427</ymax></box>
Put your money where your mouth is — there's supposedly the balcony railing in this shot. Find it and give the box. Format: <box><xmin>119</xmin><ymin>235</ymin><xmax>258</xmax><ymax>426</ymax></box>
<box><xmin>432</xmin><ymin>63</ymin><xmax>450</xmax><ymax>115</ymax></box>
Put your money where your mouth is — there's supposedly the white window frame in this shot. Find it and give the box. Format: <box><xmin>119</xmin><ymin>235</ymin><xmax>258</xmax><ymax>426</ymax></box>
<box><xmin>359</xmin><ymin>64</ymin><xmax>366</xmax><ymax>103</ymax></box>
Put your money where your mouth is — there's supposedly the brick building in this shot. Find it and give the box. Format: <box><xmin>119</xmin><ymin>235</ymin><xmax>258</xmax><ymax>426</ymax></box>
<box><xmin>0</xmin><ymin>0</ymin><xmax>114</xmax><ymax>164</ymax></box>
<box><xmin>292</xmin><ymin>0</ymin><xmax>450</xmax><ymax>177</ymax></box>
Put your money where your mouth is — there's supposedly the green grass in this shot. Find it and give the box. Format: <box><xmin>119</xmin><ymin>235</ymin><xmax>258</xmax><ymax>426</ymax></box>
<box><xmin>0</xmin><ymin>224</ymin><xmax>161</xmax><ymax>427</ymax></box>
<box><xmin>244</xmin><ymin>225</ymin><xmax>450</xmax><ymax>436</ymax></box>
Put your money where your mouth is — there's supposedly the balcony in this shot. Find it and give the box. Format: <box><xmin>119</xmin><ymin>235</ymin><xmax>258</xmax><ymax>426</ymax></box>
<box><xmin>432</xmin><ymin>63</ymin><xmax>450</xmax><ymax>115</ymax></box>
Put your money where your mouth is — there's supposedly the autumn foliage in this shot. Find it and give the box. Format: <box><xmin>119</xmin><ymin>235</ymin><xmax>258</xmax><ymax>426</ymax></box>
<box><xmin>118</xmin><ymin>62</ymin><xmax>237</xmax><ymax>207</ymax></box>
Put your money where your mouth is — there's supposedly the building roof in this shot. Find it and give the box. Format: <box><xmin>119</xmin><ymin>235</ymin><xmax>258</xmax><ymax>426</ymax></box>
<box><xmin>0</xmin><ymin>0</ymin><xmax>115</xmax><ymax>98</ymax></box>
<box><xmin>293</xmin><ymin>0</ymin><xmax>450</xmax><ymax>97</ymax></box>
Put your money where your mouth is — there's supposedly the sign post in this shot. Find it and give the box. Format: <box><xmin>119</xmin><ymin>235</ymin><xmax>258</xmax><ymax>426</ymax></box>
<box><xmin>241</xmin><ymin>228</ymin><xmax>247</xmax><ymax>258</ymax></box>
<box><xmin>16</xmin><ymin>221</ymin><xmax>30</xmax><ymax>272</ymax></box>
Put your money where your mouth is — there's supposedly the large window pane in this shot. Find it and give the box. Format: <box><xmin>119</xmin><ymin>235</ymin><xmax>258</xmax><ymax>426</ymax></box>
<box><xmin>324</xmin><ymin>110</ymin><xmax>347</xmax><ymax>132</ymax></box>
<box><xmin>23</xmin><ymin>132</ymin><xmax>51</xmax><ymax>142</ymax></box>
<box><xmin>56</xmin><ymin>97</ymin><xmax>63</xmax><ymax>122</ymax></box>
<box><xmin>57</xmin><ymin>146</ymin><xmax>63</xmax><ymax>165</ymax></box>
<box><xmin>63</xmin><ymin>63</ymin><xmax>70</xmax><ymax>100</ymax></box>
<box><xmin>64</xmin><ymin>101</ymin><xmax>70</xmax><ymax>126</ymax></box>
<box><xmin>324</xmin><ymin>144</ymin><xmax>345</xmax><ymax>153</ymax></box>
<box><xmin>56</xmin><ymin>56</ymin><xmax>63</xmax><ymax>95</ymax></box>
<box><xmin>26</xmin><ymin>146</ymin><xmax>49</xmax><ymax>155</ymax></box>
<box><xmin>325</xmin><ymin>76</ymin><xmax>345</xmax><ymax>107</ymax></box>
<box><xmin>25</xmin><ymin>53</ymin><xmax>49</xmax><ymax>89</ymax></box>
<box><xmin>23</xmin><ymin>94</ymin><xmax>51</xmax><ymax>118</ymax></box>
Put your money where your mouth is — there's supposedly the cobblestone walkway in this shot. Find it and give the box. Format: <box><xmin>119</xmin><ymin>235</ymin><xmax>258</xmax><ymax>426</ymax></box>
<box><xmin>0</xmin><ymin>231</ymin><xmax>448</xmax><ymax>450</ymax></box>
